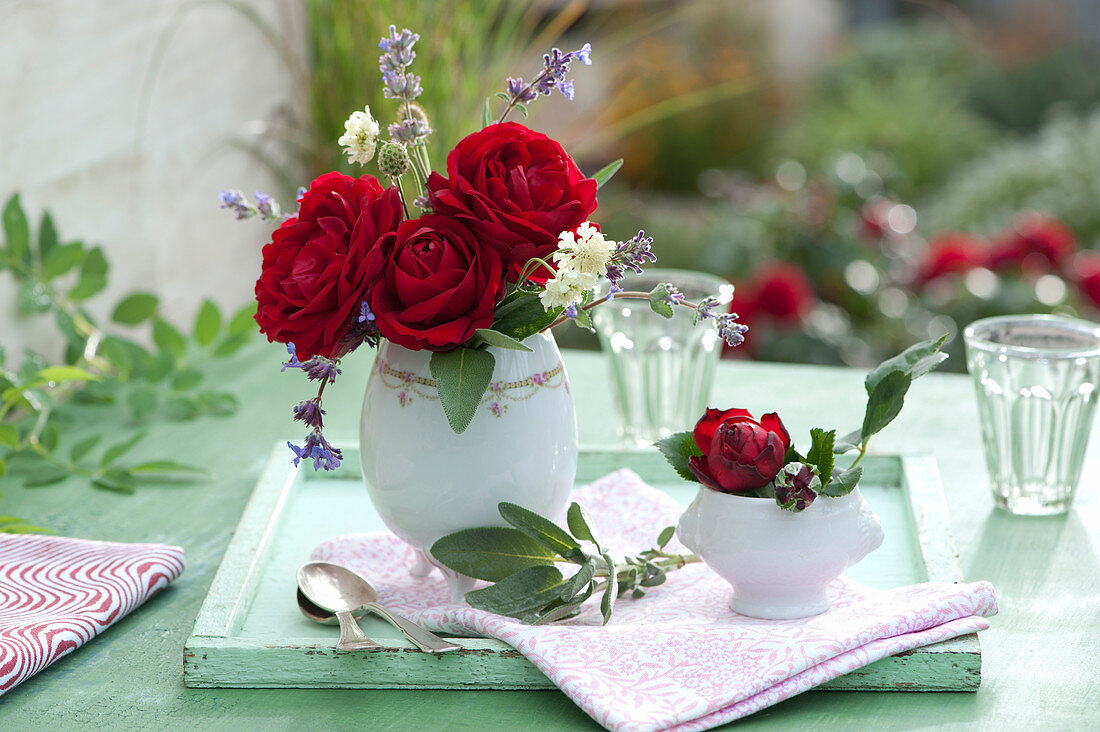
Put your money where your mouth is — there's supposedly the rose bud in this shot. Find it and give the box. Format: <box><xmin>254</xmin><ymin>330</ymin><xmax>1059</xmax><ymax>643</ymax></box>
<box><xmin>687</xmin><ymin>408</ymin><xmax>791</xmax><ymax>493</ymax></box>
<box><xmin>775</xmin><ymin>463</ymin><xmax>819</xmax><ymax>512</ymax></box>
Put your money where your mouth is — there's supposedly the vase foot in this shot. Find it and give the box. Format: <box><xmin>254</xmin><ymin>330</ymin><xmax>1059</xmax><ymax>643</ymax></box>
<box><xmin>409</xmin><ymin>549</ymin><xmax>434</xmax><ymax>578</ymax></box>
<box><xmin>729</xmin><ymin>587</ymin><xmax>830</xmax><ymax>620</ymax></box>
<box><xmin>438</xmin><ymin>566</ymin><xmax>477</xmax><ymax>604</ymax></box>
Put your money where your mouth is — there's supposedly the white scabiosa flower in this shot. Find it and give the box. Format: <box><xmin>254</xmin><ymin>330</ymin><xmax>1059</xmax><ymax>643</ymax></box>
<box><xmin>338</xmin><ymin>107</ymin><xmax>381</xmax><ymax>165</ymax></box>
<box><xmin>539</xmin><ymin>266</ymin><xmax>598</xmax><ymax>311</ymax></box>
<box><xmin>553</xmin><ymin>221</ymin><xmax>615</xmax><ymax>278</ymax></box>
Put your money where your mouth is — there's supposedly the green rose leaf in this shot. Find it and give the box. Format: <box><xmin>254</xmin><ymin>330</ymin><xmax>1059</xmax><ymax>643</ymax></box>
<box><xmin>833</xmin><ymin>429</ymin><xmax>862</xmax><ymax>455</ymax></box>
<box><xmin>491</xmin><ymin>294</ymin><xmax>561</xmax><ymax>341</ymax></box>
<box><xmin>37</xmin><ymin>211</ymin><xmax>58</xmax><ymax>260</ymax></box>
<box><xmin>429</xmin><ymin>347</ymin><xmax>495</xmax><ymax>433</ymax></box>
<box><xmin>152</xmin><ymin>318</ymin><xmax>187</xmax><ymax>359</ymax></box>
<box><xmin>473</xmin><ymin>328</ymin><xmax>533</xmax><ymax>352</ymax></box>
<box><xmin>430</xmin><ymin>526</ymin><xmax>557</xmax><ymax>582</ymax></box>
<box><xmin>69</xmin><ymin>435</ymin><xmax>101</xmax><ymax>463</ymax></box>
<box><xmin>805</xmin><ymin>428</ymin><xmax>836</xmax><ymax>485</ymax></box>
<box><xmin>227</xmin><ymin>303</ymin><xmax>258</xmax><ymax>336</ymax></box>
<box><xmin>865</xmin><ymin>335</ymin><xmax>949</xmax><ymax>396</ymax></box>
<box><xmin>656</xmin><ymin>431</ymin><xmax>702</xmax><ymax>483</ymax></box>
<box><xmin>101</xmin><ymin>431</ymin><xmax>146</xmax><ymax>468</ymax></box>
<box><xmin>498</xmin><ymin>502</ymin><xmax>581</xmax><ymax>557</ymax></box>
<box><xmin>861</xmin><ymin>370</ymin><xmax>912</xmax><ymax>443</ymax></box>
<box><xmin>0</xmin><ymin>424</ymin><xmax>18</xmax><ymax>448</ymax></box>
<box><xmin>592</xmin><ymin>158</ymin><xmax>623</xmax><ymax>189</ymax></box>
<box><xmin>171</xmin><ymin>368</ymin><xmax>204</xmax><ymax>391</ymax></box>
<box><xmin>648</xmin><ymin>284</ymin><xmax>674</xmax><ymax>318</ymax></box>
<box><xmin>68</xmin><ymin>246</ymin><xmax>108</xmax><ymax>301</ymax></box>
<box><xmin>821</xmin><ymin>465</ymin><xmax>864</xmax><ymax>497</ymax></box>
<box><xmin>464</xmin><ymin>565</ymin><xmax>568</xmax><ymax>619</ymax></box>
<box><xmin>2</xmin><ymin>193</ymin><xmax>31</xmax><ymax>267</ymax></box>
<box><xmin>111</xmin><ymin>293</ymin><xmax>159</xmax><ymax>325</ymax></box>
<box><xmin>36</xmin><ymin>365</ymin><xmax>98</xmax><ymax>384</ymax></box>
<box><xmin>194</xmin><ymin>299</ymin><xmax>222</xmax><ymax>346</ymax></box>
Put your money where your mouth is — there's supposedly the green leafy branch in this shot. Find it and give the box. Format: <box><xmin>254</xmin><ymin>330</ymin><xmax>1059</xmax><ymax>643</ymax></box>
<box><xmin>1</xmin><ymin>192</ymin><xmax>255</xmax><ymax>529</ymax></box>
<box><xmin>657</xmin><ymin>336</ymin><xmax>949</xmax><ymax>511</ymax></box>
<box><xmin>431</xmin><ymin>502</ymin><xmax>698</xmax><ymax>625</ymax></box>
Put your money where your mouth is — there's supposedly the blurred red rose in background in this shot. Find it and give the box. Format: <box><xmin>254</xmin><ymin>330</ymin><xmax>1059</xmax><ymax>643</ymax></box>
<box><xmin>989</xmin><ymin>214</ymin><xmax>1076</xmax><ymax>274</ymax></box>
<box><xmin>916</xmin><ymin>233</ymin><xmax>989</xmax><ymax>286</ymax></box>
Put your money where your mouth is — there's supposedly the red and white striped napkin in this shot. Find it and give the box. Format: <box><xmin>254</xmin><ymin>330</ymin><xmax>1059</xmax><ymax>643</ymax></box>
<box><xmin>0</xmin><ymin>534</ymin><xmax>184</xmax><ymax>697</ymax></box>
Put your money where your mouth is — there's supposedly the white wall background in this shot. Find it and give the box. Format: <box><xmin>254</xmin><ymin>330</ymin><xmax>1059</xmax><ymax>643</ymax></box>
<box><xmin>0</xmin><ymin>0</ymin><xmax>303</xmax><ymax>360</ymax></box>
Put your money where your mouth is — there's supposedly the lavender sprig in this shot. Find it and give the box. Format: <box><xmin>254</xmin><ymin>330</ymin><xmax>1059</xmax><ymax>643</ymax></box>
<box><xmin>280</xmin><ymin>342</ymin><xmax>344</xmax><ymax>471</ymax></box>
<box><xmin>289</xmin><ymin>430</ymin><xmax>342</xmax><ymax>471</ymax></box>
<box><xmin>606</xmin><ymin>230</ymin><xmax>657</xmax><ymax>288</ymax></box>
<box><xmin>498</xmin><ymin>43</ymin><xmax>593</xmax><ymax>123</ymax></box>
<box><xmin>378</xmin><ymin>26</ymin><xmax>422</xmax><ymax>102</ymax></box>
<box><xmin>218</xmin><ymin>190</ymin><xmax>284</xmax><ymax>223</ymax></box>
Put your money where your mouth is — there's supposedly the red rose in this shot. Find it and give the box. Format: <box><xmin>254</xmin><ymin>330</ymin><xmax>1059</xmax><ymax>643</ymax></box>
<box><xmin>365</xmin><ymin>214</ymin><xmax>504</xmax><ymax>352</ymax></box>
<box><xmin>254</xmin><ymin>172</ymin><xmax>402</xmax><ymax>360</ymax></box>
<box><xmin>1073</xmin><ymin>252</ymin><xmax>1100</xmax><ymax>310</ymax></box>
<box><xmin>751</xmin><ymin>263</ymin><xmax>815</xmax><ymax>326</ymax></box>
<box><xmin>687</xmin><ymin>408</ymin><xmax>791</xmax><ymax>493</ymax></box>
<box><xmin>990</xmin><ymin>214</ymin><xmax>1076</xmax><ymax>274</ymax></box>
<box><xmin>917</xmin><ymin>233</ymin><xmax>988</xmax><ymax>286</ymax></box>
<box><xmin>427</xmin><ymin>122</ymin><xmax>597</xmax><ymax>281</ymax></box>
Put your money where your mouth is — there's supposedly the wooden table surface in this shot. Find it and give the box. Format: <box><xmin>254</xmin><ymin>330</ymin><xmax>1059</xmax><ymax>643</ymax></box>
<box><xmin>2</xmin><ymin>343</ymin><xmax>1097</xmax><ymax>730</ymax></box>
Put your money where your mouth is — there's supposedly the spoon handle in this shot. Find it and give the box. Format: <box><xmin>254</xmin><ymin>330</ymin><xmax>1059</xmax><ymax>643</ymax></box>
<box><xmin>364</xmin><ymin>602</ymin><xmax>462</xmax><ymax>654</ymax></box>
<box><xmin>334</xmin><ymin>609</ymin><xmax>381</xmax><ymax>651</ymax></box>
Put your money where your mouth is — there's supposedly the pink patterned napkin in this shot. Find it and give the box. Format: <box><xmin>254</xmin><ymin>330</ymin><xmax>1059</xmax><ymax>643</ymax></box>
<box><xmin>313</xmin><ymin>470</ymin><xmax>997</xmax><ymax>732</ymax></box>
<box><xmin>0</xmin><ymin>534</ymin><xmax>185</xmax><ymax>697</ymax></box>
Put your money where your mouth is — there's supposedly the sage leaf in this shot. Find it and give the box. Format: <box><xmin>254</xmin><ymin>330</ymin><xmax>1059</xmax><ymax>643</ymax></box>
<box><xmin>805</xmin><ymin>428</ymin><xmax>836</xmax><ymax>485</ymax></box>
<box><xmin>861</xmin><ymin>370</ymin><xmax>912</xmax><ymax>442</ymax></box>
<box><xmin>491</xmin><ymin>294</ymin><xmax>560</xmax><ymax>340</ymax></box>
<box><xmin>473</xmin><ymin>329</ymin><xmax>532</xmax><ymax>352</ymax></box>
<box><xmin>111</xmin><ymin>293</ymin><xmax>159</xmax><ymax>325</ymax></box>
<box><xmin>656</xmin><ymin>526</ymin><xmax>675</xmax><ymax>549</ymax></box>
<box><xmin>498</xmin><ymin>502</ymin><xmax>580</xmax><ymax>557</ymax></box>
<box><xmin>561</xmin><ymin>558</ymin><xmax>597</xmax><ymax>601</ymax></box>
<box><xmin>591</xmin><ymin>159</ymin><xmax>623</xmax><ymax>189</ymax></box>
<box><xmin>648</xmin><ymin>284</ymin><xmax>674</xmax><ymax>318</ymax></box>
<box><xmin>429</xmin><ymin>347</ymin><xmax>495</xmax><ymax>433</ymax></box>
<box><xmin>464</xmin><ymin>565</ymin><xmax>567</xmax><ymax>618</ymax></box>
<box><xmin>566</xmin><ymin>502</ymin><xmax>600</xmax><ymax>549</ymax></box>
<box><xmin>600</xmin><ymin>552</ymin><xmax>618</xmax><ymax>625</ymax></box>
<box><xmin>655</xmin><ymin>431</ymin><xmax>702</xmax><ymax>483</ymax></box>
<box><xmin>194</xmin><ymin>299</ymin><xmax>222</xmax><ymax>346</ymax></box>
<box><xmin>821</xmin><ymin>465</ymin><xmax>863</xmax><ymax>497</ymax></box>
<box><xmin>430</xmin><ymin>526</ymin><xmax>557</xmax><ymax>582</ymax></box>
<box><xmin>2</xmin><ymin>193</ymin><xmax>30</xmax><ymax>267</ymax></box>
<box><xmin>865</xmin><ymin>335</ymin><xmax>948</xmax><ymax>395</ymax></box>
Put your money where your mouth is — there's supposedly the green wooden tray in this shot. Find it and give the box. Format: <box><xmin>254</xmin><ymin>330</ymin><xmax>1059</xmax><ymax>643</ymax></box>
<box><xmin>184</xmin><ymin>446</ymin><xmax>980</xmax><ymax>691</ymax></box>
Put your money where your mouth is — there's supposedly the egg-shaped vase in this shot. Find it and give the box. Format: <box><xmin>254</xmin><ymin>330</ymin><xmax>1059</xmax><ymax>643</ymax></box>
<box><xmin>676</xmin><ymin>485</ymin><xmax>884</xmax><ymax>619</ymax></box>
<box><xmin>359</xmin><ymin>331</ymin><xmax>578</xmax><ymax>601</ymax></box>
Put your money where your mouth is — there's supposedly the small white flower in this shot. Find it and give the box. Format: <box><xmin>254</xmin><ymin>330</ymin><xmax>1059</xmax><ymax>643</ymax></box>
<box><xmin>539</xmin><ymin>266</ymin><xmax>598</xmax><ymax>311</ymax></box>
<box><xmin>553</xmin><ymin>221</ymin><xmax>615</xmax><ymax>277</ymax></box>
<box><xmin>338</xmin><ymin>107</ymin><xmax>381</xmax><ymax>165</ymax></box>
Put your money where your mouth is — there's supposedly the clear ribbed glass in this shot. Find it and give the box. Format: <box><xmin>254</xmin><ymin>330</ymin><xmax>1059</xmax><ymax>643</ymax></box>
<box><xmin>593</xmin><ymin>269</ymin><xmax>733</xmax><ymax>448</ymax></box>
<box><xmin>964</xmin><ymin>315</ymin><xmax>1100</xmax><ymax>515</ymax></box>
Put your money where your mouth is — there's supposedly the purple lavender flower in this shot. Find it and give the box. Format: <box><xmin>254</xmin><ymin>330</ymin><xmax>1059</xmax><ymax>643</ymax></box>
<box><xmin>661</xmin><ymin>283</ymin><xmax>685</xmax><ymax>307</ymax></box>
<box><xmin>389</xmin><ymin>118</ymin><xmax>432</xmax><ymax>144</ymax></box>
<box><xmin>563</xmin><ymin>302</ymin><xmax>579</xmax><ymax>319</ymax></box>
<box><xmin>296</xmin><ymin>186</ymin><xmax>307</xmax><ymax>202</ymax></box>
<box><xmin>218</xmin><ymin>189</ymin><xmax>253</xmax><ymax>220</ymax></box>
<box><xmin>694</xmin><ymin>296</ymin><xmax>719</xmax><ymax>325</ymax></box>
<box><xmin>714</xmin><ymin>312</ymin><xmax>748</xmax><ymax>348</ymax></box>
<box><xmin>605</xmin><ymin>282</ymin><xmax>623</xmax><ymax>302</ymax></box>
<box><xmin>288</xmin><ymin>430</ymin><xmax>343</xmax><ymax>471</ymax></box>
<box><xmin>607</xmin><ymin>230</ymin><xmax>657</xmax><ymax>286</ymax></box>
<box><xmin>301</xmin><ymin>356</ymin><xmax>341</xmax><ymax>384</ymax></box>
<box><xmin>292</xmin><ymin>399</ymin><xmax>325</xmax><ymax>429</ymax></box>
<box><xmin>359</xmin><ymin>301</ymin><xmax>375</xmax><ymax>324</ymax></box>
<box><xmin>281</xmin><ymin>343</ymin><xmax>304</xmax><ymax>372</ymax></box>
<box><xmin>339</xmin><ymin>300</ymin><xmax>380</xmax><ymax>352</ymax></box>
<box><xmin>254</xmin><ymin>191</ymin><xmax>279</xmax><ymax>221</ymax></box>
<box><xmin>378</xmin><ymin>25</ymin><xmax>422</xmax><ymax>103</ymax></box>
<box><xmin>413</xmin><ymin>194</ymin><xmax>431</xmax><ymax>210</ymax></box>
<box><xmin>506</xmin><ymin>77</ymin><xmax>538</xmax><ymax>104</ymax></box>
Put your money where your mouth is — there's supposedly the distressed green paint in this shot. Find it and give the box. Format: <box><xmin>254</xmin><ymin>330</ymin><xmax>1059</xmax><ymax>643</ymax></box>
<box><xmin>183</xmin><ymin>448</ymin><xmax>977</xmax><ymax>691</ymax></box>
<box><xmin>1</xmin><ymin>344</ymin><xmax>1096</xmax><ymax>729</ymax></box>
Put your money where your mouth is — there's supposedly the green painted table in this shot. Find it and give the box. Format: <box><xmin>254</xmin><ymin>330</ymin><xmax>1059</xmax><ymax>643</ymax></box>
<box><xmin>2</xmin><ymin>343</ymin><xmax>1098</xmax><ymax>730</ymax></box>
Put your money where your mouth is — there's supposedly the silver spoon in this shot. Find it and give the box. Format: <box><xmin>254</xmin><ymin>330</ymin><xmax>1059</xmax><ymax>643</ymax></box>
<box><xmin>297</xmin><ymin>562</ymin><xmax>382</xmax><ymax>651</ymax></box>
<box><xmin>297</xmin><ymin>561</ymin><xmax>462</xmax><ymax>654</ymax></box>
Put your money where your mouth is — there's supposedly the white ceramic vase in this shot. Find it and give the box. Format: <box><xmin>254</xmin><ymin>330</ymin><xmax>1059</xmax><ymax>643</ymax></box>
<box><xmin>359</xmin><ymin>331</ymin><xmax>578</xmax><ymax>601</ymax></box>
<box><xmin>676</xmin><ymin>485</ymin><xmax>884</xmax><ymax>619</ymax></box>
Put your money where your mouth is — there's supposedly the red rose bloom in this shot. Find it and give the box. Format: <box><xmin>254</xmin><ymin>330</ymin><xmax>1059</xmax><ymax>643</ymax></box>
<box><xmin>427</xmin><ymin>122</ymin><xmax>597</xmax><ymax>281</ymax></box>
<box><xmin>751</xmin><ymin>263</ymin><xmax>815</xmax><ymax>326</ymax></box>
<box><xmin>687</xmin><ymin>408</ymin><xmax>791</xmax><ymax>493</ymax></box>
<box><xmin>254</xmin><ymin>172</ymin><xmax>402</xmax><ymax>360</ymax></box>
<box><xmin>917</xmin><ymin>233</ymin><xmax>988</xmax><ymax>286</ymax></box>
<box><xmin>990</xmin><ymin>214</ymin><xmax>1076</xmax><ymax>274</ymax></box>
<box><xmin>364</xmin><ymin>214</ymin><xmax>504</xmax><ymax>352</ymax></box>
<box><xmin>1073</xmin><ymin>253</ymin><xmax>1100</xmax><ymax>310</ymax></box>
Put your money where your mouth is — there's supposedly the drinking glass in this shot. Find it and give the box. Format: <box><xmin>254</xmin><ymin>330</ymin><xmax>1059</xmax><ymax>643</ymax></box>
<box><xmin>593</xmin><ymin>269</ymin><xmax>734</xmax><ymax>447</ymax></box>
<box><xmin>964</xmin><ymin>314</ymin><xmax>1100</xmax><ymax>515</ymax></box>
